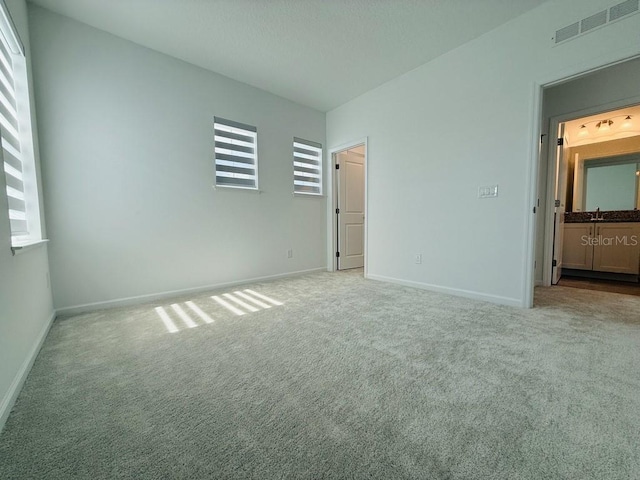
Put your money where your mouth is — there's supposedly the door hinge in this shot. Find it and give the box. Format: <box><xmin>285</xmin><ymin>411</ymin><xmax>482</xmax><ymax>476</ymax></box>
<box><xmin>335</xmin><ymin>164</ymin><xmax>340</xmax><ymax>170</ymax></box>
<box><xmin>336</xmin><ymin>251</ymin><xmax>340</xmax><ymax>258</ymax></box>
<box><xmin>335</xmin><ymin>208</ymin><xmax>340</xmax><ymax>214</ymax></box>
<box><xmin>552</xmin><ymin>259</ymin><xmax>557</xmax><ymax>267</ymax></box>
<box><xmin>557</xmin><ymin>137</ymin><xmax>564</xmax><ymax>146</ymax></box>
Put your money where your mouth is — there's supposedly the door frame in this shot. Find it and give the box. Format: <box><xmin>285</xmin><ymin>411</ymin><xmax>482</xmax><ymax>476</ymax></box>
<box><xmin>326</xmin><ymin>137</ymin><xmax>368</xmax><ymax>275</ymax></box>
<box><xmin>541</xmin><ymin>96</ymin><xmax>640</xmax><ymax>287</ymax></box>
<box><xmin>524</xmin><ymin>53</ymin><xmax>640</xmax><ymax>307</ymax></box>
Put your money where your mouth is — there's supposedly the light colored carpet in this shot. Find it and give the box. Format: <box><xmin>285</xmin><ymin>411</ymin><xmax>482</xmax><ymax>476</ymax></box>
<box><xmin>1</xmin><ymin>270</ymin><xmax>640</xmax><ymax>479</ymax></box>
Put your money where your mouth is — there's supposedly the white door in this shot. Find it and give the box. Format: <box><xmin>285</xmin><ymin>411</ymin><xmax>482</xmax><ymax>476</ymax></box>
<box><xmin>337</xmin><ymin>150</ymin><xmax>365</xmax><ymax>270</ymax></box>
<box><xmin>552</xmin><ymin>124</ymin><xmax>570</xmax><ymax>285</ymax></box>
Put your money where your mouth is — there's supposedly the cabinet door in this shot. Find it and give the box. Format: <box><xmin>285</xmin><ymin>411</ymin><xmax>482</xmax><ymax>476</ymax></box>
<box><xmin>592</xmin><ymin>223</ymin><xmax>640</xmax><ymax>274</ymax></box>
<box><xmin>562</xmin><ymin>224</ymin><xmax>594</xmax><ymax>270</ymax></box>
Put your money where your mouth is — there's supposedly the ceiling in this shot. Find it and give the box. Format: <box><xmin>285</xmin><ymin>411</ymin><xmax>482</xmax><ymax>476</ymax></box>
<box><xmin>28</xmin><ymin>0</ymin><xmax>548</xmax><ymax>112</ymax></box>
<box><xmin>565</xmin><ymin>104</ymin><xmax>640</xmax><ymax>147</ymax></box>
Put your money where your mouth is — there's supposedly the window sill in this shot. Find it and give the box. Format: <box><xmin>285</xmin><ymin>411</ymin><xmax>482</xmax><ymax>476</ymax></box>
<box><xmin>212</xmin><ymin>185</ymin><xmax>262</xmax><ymax>193</ymax></box>
<box><xmin>293</xmin><ymin>192</ymin><xmax>324</xmax><ymax>198</ymax></box>
<box><xmin>11</xmin><ymin>239</ymin><xmax>49</xmax><ymax>256</ymax></box>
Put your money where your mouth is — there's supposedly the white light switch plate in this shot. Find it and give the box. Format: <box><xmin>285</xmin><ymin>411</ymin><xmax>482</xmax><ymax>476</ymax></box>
<box><xmin>478</xmin><ymin>185</ymin><xmax>498</xmax><ymax>199</ymax></box>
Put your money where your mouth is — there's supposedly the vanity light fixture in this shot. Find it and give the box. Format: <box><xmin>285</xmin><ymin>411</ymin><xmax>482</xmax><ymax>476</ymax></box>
<box><xmin>596</xmin><ymin>119</ymin><xmax>613</xmax><ymax>132</ymax></box>
<box><xmin>578</xmin><ymin>124</ymin><xmax>588</xmax><ymax>137</ymax></box>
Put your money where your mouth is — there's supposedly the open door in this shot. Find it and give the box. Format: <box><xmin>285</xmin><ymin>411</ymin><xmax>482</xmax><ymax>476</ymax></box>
<box><xmin>336</xmin><ymin>149</ymin><xmax>365</xmax><ymax>270</ymax></box>
<box><xmin>551</xmin><ymin>123</ymin><xmax>570</xmax><ymax>285</ymax></box>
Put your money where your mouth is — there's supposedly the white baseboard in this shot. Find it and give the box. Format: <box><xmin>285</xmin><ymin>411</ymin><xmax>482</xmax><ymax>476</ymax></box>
<box><xmin>0</xmin><ymin>310</ymin><xmax>56</xmax><ymax>433</ymax></box>
<box><xmin>56</xmin><ymin>267</ymin><xmax>326</xmax><ymax>316</ymax></box>
<box><xmin>366</xmin><ymin>274</ymin><xmax>523</xmax><ymax>308</ymax></box>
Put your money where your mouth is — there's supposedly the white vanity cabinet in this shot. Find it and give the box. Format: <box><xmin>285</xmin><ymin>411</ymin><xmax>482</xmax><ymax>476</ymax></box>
<box><xmin>562</xmin><ymin>222</ymin><xmax>640</xmax><ymax>275</ymax></box>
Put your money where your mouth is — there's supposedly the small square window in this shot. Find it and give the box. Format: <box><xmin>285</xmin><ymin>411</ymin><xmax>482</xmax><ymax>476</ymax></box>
<box><xmin>214</xmin><ymin>117</ymin><xmax>258</xmax><ymax>190</ymax></box>
<box><xmin>1</xmin><ymin>4</ymin><xmax>41</xmax><ymax>246</ymax></box>
<box><xmin>293</xmin><ymin>138</ymin><xmax>322</xmax><ymax>195</ymax></box>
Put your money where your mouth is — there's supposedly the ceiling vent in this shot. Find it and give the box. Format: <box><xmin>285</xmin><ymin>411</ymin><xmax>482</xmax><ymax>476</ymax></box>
<box><xmin>553</xmin><ymin>0</ymin><xmax>639</xmax><ymax>45</ymax></box>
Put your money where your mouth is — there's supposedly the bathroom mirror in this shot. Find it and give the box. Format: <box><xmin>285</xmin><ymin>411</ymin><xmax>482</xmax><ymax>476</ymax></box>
<box><xmin>572</xmin><ymin>153</ymin><xmax>640</xmax><ymax>212</ymax></box>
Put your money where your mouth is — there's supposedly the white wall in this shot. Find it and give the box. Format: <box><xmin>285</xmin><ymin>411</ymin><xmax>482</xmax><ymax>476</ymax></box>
<box><xmin>535</xmin><ymin>57</ymin><xmax>640</xmax><ymax>284</ymax></box>
<box><xmin>0</xmin><ymin>0</ymin><xmax>54</xmax><ymax>430</ymax></box>
<box><xmin>29</xmin><ymin>6</ymin><xmax>327</xmax><ymax>311</ymax></box>
<box><xmin>326</xmin><ymin>0</ymin><xmax>640</xmax><ymax>306</ymax></box>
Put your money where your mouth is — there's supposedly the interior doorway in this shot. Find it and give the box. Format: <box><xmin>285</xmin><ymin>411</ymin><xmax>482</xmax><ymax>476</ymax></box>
<box><xmin>540</xmin><ymin>97</ymin><xmax>640</xmax><ymax>296</ymax></box>
<box><xmin>329</xmin><ymin>141</ymin><xmax>367</xmax><ymax>272</ymax></box>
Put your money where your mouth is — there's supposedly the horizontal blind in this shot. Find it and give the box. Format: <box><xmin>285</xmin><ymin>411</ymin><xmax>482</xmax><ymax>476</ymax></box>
<box><xmin>0</xmin><ymin>31</ymin><xmax>26</xmax><ymax>236</ymax></box>
<box><xmin>214</xmin><ymin>117</ymin><xmax>257</xmax><ymax>189</ymax></box>
<box><xmin>293</xmin><ymin>138</ymin><xmax>322</xmax><ymax>195</ymax></box>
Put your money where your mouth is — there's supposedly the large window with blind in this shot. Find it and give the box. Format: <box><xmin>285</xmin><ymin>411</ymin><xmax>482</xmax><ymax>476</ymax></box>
<box><xmin>293</xmin><ymin>138</ymin><xmax>322</xmax><ymax>195</ymax></box>
<box><xmin>214</xmin><ymin>117</ymin><xmax>258</xmax><ymax>190</ymax></box>
<box><xmin>0</xmin><ymin>4</ymin><xmax>40</xmax><ymax>247</ymax></box>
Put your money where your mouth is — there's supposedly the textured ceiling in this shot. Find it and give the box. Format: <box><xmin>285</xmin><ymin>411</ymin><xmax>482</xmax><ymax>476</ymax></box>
<box><xmin>27</xmin><ymin>0</ymin><xmax>548</xmax><ymax>111</ymax></box>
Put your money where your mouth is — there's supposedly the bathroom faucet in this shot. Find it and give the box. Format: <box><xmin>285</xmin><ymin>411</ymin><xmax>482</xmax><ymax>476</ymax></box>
<box><xmin>591</xmin><ymin>208</ymin><xmax>601</xmax><ymax>221</ymax></box>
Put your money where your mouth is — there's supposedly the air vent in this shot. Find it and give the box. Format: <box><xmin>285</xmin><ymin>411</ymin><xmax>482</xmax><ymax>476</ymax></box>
<box><xmin>553</xmin><ymin>0</ymin><xmax>639</xmax><ymax>46</ymax></box>
<box><xmin>555</xmin><ymin>22</ymin><xmax>579</xmax><ymax>43</ymax></box>
<box><xmin>610</xmin><ymin>0</ymin><xmax>639</xmax><ymax>21</ymax></box>
<box><xmin>581</xmin><ymin>10</ymin><xmax>607</xmax><ymax>32</ymax></box>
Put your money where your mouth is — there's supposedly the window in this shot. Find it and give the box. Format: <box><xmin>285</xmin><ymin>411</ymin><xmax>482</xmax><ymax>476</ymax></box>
<box><xmin>293</xmin><ymin>138</ymin><xmax>322</xmax><ymax>195</ymax></box>
<box><xmin>214</xmin><ymin>117</ymin><xmax>258</xmax><ymax>189</ymax></box>
<box><xmin>0</xmin><ymin>4</ymin><xmax>40</xmax><ymax>247</ymax></box>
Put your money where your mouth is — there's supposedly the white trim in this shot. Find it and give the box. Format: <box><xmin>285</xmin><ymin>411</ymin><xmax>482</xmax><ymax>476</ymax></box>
<box><xmin>212</xmin><ymin>185</ymin><xmax>262</xmax><ymax>193</ymax></box>
<box><xmin>522</xmin><ymin>81</ymin><xmax>544</xmax><ymax>308</ymax></box>
<box><xmin>327</xmin><ymin>137</ymin><xmax>368</xmax><ymax>276</ymax></box>
<box><xmin>55</xmin><ymin>267</ymin><xmax>325</xmax><ymax>316</ymax></box>
<box><xmin>367</xmin><ymin>274</ymin><xmax>522</xmax><ymax>308</ymax></box>
<box><xmin>10</xmin><ymin>238</ymin><xmax>48</xmax><ymax>255</ymax></box>
<box><xmin>0</xmin><ymin>310</ymin><xmax>56</xmax><ymax>433</ymax></box>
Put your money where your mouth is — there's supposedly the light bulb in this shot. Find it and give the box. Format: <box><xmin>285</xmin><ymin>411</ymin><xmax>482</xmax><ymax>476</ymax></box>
<box><xmin>599</xmin><ymin>120</ymin><xmax>611</xmax><ymax>132</ymax></box>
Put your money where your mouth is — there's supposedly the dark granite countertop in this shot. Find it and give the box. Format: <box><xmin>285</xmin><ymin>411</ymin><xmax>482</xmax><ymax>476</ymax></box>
<box><xmin>564</xmin><ymin>210</ymin><xmax>640</xmax><ymax>223</ymax></box>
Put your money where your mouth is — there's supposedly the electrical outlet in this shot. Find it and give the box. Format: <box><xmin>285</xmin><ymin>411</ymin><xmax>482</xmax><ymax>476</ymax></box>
<box><xmin>287</xmin><ymin>249</ymin><xmax>293</xmax><ymax>259</ymax></box>
<box><xmin>415</xmin><ymin>254</ymin><xmax>422</xmax><ymax>264</ymax></box>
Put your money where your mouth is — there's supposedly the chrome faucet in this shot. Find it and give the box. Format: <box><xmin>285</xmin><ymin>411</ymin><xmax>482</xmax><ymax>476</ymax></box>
<box><xmin>590</xmin><ymin>207</ymin><xmax>601</xmax><ymax>221</ymax></box>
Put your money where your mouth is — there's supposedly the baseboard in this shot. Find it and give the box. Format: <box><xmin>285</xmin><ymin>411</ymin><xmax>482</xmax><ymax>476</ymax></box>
<box><xmin>0</xmin><ymin>310</ymin><xmax>56</xmax><ymax>433</ymax></box>
<box><xmin>56</xmin><ymin>267</ymin><xmax>326</xmax><ymax>316</ymax></box>
<box><xmin>366</xmin><ymin>274</ymin><xmax>523</xmax><ymax>308</ymax></box>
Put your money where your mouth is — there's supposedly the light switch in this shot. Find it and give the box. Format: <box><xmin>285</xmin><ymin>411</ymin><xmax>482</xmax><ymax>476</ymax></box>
<box><xmin>478</xmin><ymin>185</ymin><xmax>498</xmax><ymax>199</ymax></box>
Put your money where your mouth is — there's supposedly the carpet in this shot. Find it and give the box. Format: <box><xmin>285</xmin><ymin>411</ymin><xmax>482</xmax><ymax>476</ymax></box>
<box><xmin>1</xmin><ymin>270</ymin><xmax>639</xmax><ymax>479</ymax></box>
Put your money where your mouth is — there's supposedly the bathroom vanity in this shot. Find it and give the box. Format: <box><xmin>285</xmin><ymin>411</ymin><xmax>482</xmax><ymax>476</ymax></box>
<box><xmin>563</xmin><ymin>211</ymin><xmax>640</xmax><ymax>277</ymax></box>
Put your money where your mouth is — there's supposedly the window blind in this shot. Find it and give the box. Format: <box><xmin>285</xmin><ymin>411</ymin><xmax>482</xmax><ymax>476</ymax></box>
<box><xmin>0</xmin><ymin>26</ymin><xmax>26</xmax><ymax>237</ymax></box>
<box><xmin>214</xmin><ymin>117</ymin><xmax>258</xmax><ymax>189</ymax></box>
<box><xmin>293</xmin><ymin>138</ymin><xmax>322</xmax><ymax>195</ymax></box>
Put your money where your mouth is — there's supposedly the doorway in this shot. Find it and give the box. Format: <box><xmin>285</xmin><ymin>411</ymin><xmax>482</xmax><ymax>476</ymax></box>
<box><xmin>329</xmin><ymin>141</ymin><xmax>367</xmax><ymax>273</ymax></box>
<box><xmin>540</xmin><ymin>99</ymin><xmax>640</xmax><ymax>296</ymax></box>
